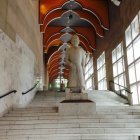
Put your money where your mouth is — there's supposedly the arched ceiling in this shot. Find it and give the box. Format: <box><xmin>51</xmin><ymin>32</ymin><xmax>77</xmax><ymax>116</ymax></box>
<box><xmin>39</xmin><ymin>0</ymin><xmax>110</xmax><ymax>83</ymax></box>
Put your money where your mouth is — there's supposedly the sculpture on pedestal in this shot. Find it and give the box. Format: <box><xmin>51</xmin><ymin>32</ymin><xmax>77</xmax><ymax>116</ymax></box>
<box><xmin>59</xmin><ymin>35</ymin><xmax>96</xmax><ymax>115</ymax></box>
<box><xmin>65</xmin><ymin>34</ymin><xmax>86</xmax><ymax>92</ymax></box>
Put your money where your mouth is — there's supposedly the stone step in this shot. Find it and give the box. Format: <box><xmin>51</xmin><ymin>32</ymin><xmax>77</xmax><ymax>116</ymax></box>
<box><xmin>1</xmin><ymin>114</ymin><xmax>140</xmax><ymax>121</ymax></box>
<box><xmin>13</xmin><ymin>107</ymin><xmax>58</xmax><ymax>111</ymax></box>
<box><xmin>0</xmin><ymin>128</ymin><xmax>139</xmax><ymax>135</ymax></box>
<box><xmin>0</xmin><ymin>135</ymin><xmax>138</xmax><ymax>140</ymax></box>
<box><xmin>96</xmin><ymin>106</ymin><xmax>140</xmax><ymax>109</ymax></box>
<box><xmin>6</xmin><ymin>106</ymin><xmax>140</xmax><ymax>112</ymax></box>
<box><xmin>4</xmin><ymin>113</ymin><xmax>140</xmax><ymax>119</ymax></box>
<box><xmin>2</xmin><ymin>116</ymin><xmax>140</xmax><ymax>122</ymax></box>
<box><xmin>96</xmin><ymin>109</ymin><xmax>140</xmax><ymax>113</ymax></box>
<box><xmin>5</xmin><ymin>112</ymin><xmax>59</xmax><ymax>116</ymax></box>
<box><xmin>96</xmin><ymin>111</ymin><xmax>140</xmax><ymax>115</ymax></box>
<box><xmin>1</xmin><ymin>118</ymin><xmax>140</xmax><ymax>124</ymax></box>
<box><xmin>7</xmin><ymin>110</ymin><xmax>140</xmax><ymax>115</ymax></box>
<box><xmin>0</xmin><ymin>91</ymin><xmax>140</xmax><ymax>140</ymax></box>
<box><xmin>0</xmin><ymin>122</ymin><xmax>140</xmax><ymax>130</ymax></box>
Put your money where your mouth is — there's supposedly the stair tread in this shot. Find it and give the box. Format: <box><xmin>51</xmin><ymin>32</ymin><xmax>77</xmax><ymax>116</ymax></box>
<box><xmin>0</xmin><ymin>91</ymin><xmax>140</xmax><ymax>140</ymax></box>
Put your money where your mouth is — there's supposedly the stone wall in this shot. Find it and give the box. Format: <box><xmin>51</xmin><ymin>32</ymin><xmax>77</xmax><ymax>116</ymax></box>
<box><xmin>0</xmin><ymin>29</ymin><xmax>37</xmax><ymax>116</ymax></box>
<box><xmin>0</xmin><ymin>0</ymin><xmax>43</xmax><ymax>78</ymax></box>
<box><xmin>93</xmin><ymin>0</ymin><xmax>140</xmax><ymax>90</ymax></box>
<box><xmin>0</xmin><ymin>0</ymin><xmax>43</xmax><ymax>116</ymax></box>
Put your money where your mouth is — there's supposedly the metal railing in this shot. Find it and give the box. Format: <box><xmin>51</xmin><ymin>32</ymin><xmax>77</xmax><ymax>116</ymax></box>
<box><xmin>109</xmin><ymin>81</ymin><xmax>132</xmax><ymax>100</ymax></box>
<box><xmin>22</xmin><ymin>81</ymin><xmax>39</xmax><ymax>95</ymax></box>
<box><xmin>0</xmin><ymin>90</ymin><xmax>17</xmax><ymax>99</ymax></box>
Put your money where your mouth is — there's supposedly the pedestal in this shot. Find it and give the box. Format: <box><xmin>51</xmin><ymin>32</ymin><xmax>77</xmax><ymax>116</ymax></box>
<box><xmin>65</xmin><ymin>93</ymin><xmax>88</xmax><ymax>100</ymax></box>
<box><xmin>59</xmin><ymin>92</ymin><xmax>96</xmax><ymax>116</ymax></box>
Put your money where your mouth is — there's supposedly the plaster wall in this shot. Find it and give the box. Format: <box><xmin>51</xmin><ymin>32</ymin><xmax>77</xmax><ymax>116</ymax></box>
<box><xmin>0</xmin><ymin>29</ymin><xmax>37</xmax><ymax>116</ymax></box>
<box><xmin>0</xmin><ymin>0</ymin><xmax>43</xmax><ymax>78</ymax></box>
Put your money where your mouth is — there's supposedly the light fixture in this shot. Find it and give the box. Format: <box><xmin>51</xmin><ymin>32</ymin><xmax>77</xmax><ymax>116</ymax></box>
<box><xmin>69</xmin><ymin>12</ymin><xmax>73</xmax><ymax>20</ymax></box>
<box><xmin>67</xmin><ymin>3</ymin><xmax>73</xmax><ymax>26</ymax></box>
<box><xmin>111</xmin><ymin>0</ymin><xmax>121</xmax><ymax>6</ymax></box>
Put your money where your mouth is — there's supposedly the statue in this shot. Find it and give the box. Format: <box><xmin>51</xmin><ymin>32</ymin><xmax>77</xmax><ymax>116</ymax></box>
<box><xmin>65</xmin><ymin>34</ymin><xmax>86</xmax><ymax>92</ymax></box>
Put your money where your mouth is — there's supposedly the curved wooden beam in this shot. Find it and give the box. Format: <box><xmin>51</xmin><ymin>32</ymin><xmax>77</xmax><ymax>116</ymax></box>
<box><xmin>44</xmin><ymin>32</ymin><xmax>93</xmax><ymax>53</ymax></box>
<box><xmin>46</xmin><ymin>39</ymin><xmax>63</xmax><ymax>53</ymax></box>
<box><xmin>44</xmin><ymin>45</ymin><xmax>61</xmax><ymax>64</ymax></box>
<box><xmin>75</xmin><ymin>0</ymin><xmax>109</xmax><ymax>29</ymax></box>
<box><xmin>43</xmin><ymin>27</ymin><xmax>64</xmax><ymax>45</ymax></box>
<box><xmin>41</xmin><ymin>9</ymin><xmax>104</xmax><ymax>37</ymax></box>
<box><xmin>39</xmin><ymin>0</ymin><xmax>109</xmax><ymax>29</ymax></box>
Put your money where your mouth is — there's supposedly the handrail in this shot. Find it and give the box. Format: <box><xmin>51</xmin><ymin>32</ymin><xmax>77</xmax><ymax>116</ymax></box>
<box><xmin>109</xmin><ymin>81</ymin><xmax>132</xmax><ymax>94</ymax></box>
<box><xmin>0</xmin><ymin>90</ymin><xmax>17</xmax><ymax>99</ymax></box>
<box><xmin>109</xmin><ymin>81</ymin><xmax>132</xmax><ymax>101</ymax></box>
<box><xmin>22</xmin><ymin>81</ymin><xmax>39</xmax><ymax>95</ymax></box>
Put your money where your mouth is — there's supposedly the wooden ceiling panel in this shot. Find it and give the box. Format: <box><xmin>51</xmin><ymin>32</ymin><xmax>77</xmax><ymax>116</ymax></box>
<box><xmin>39</xmin><ymin>0</ymin><xmax>68</xmax><ymax>23</ymax></box>
<box><xmin>41</xmin><ymin>9</ymin><xmax>104</xmax><ymax>37</ymax></box>
<box><xmin>39</xmin><ymin>0</ymin><xmax>110</xmax><ymax>82</ymax></box>
<box><xmin>75</xmin><ymin>0</ymin><xmax>109</xmax><ymax>29</ymax></box>
<box><xmin>43</xmin><ymin>27</ymin><xmax>64</xmax><ymax>44</ymax></box>
<box><xmin>46</xmin><ymin>39</ymin><xmax>63</xmax><ymax>53</ymax></box>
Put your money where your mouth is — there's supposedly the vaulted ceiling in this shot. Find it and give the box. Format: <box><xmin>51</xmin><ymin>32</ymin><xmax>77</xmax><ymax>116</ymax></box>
<box><xmin>39</xmin><ymin>0</ymin><xmax>110</xmax><ymax>83</ymax></box>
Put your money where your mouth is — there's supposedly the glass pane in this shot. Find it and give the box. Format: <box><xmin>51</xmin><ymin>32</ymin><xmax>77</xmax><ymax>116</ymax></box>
<box><xmin>133</xmin><ymin>36</ymin><xmax>140</xmax><ymax>60</ymax></box>
<box><xmin>112</xmin><ymin>49</ymin><xmax>117</xmax><ymax>63</ymax></box>
<box><xmin>125</xmin><ymin>26</ymin><xmax>132</xmax><ymax>46</ymax></box>
<box><xmin>100</xmin><ymin>80</ymin><xmax>103</xmax><ymax>90</ymax></box>
<box><xmin>121</xmin><ymin>90</ymin><xmax>127</xmax><ymax>96</ymax></box>
<box><xmin>138</xmin><ymin>83</ymin><xmax>140</xmax><ymax>103</ymax></box>
<box><xmin>85</xmin><ymin>66</ymin><xmax>88</xmax><ymax>73</ymax></box>
<box><xmin>114</xmin><ymin>77</ymin><xmax>119</xmax><ymax>90</ymax></box>
<box><xmin>86</xmin><ymin>54</ymin><xmax>90</xmax><ymax>63</ymax></box>
<box><xmin>98</xmin><ymin>70</ymin><xmax>101</xmax><ymax>81</ymax></box>
<box><xmin>85</xmin><ymin>70</ymin><xmax>89</xmax><ymax>80</ymax></box>
<box><xmin>118</xmin><ymin>59</ymin><xmax>124</xmax><ymax>75</ymax></box>
<box><xmin>86</xmin><ymin>78</ymin><xmax>92</xmax><ymax>89</ymax></box>
<box><xmin>129</xmin><ymin>64</ymin><xmax>136</xmax><ymax>84</ymax></box>
<box><xmin>127</xmin><ymin>45</ymin><xmax>134</xmax><ymax>65</ymax></box>
<box><xmin>113</xmin><ymin>63</ymin><xmax>118</xmax><ymax>77</ymax></box>
<box><xmin>102</xmin><ymin>65</ymin><xmax>106</xmax><ymax>78</ymax></box>
<box><xmin>117</xmin><ymin>44</ymin><xmax>123</xmax><ymax>59</ymax></box>
<box><xmin>98</xmin><ymin>82</ymin><xmax>101</xmax><ymax>90</ymax></box>
<box><xmin>135</xmin><ymin>59</ymin><xmax>140</xmax><ymax>81</ymax></box>
<box><xmin>131</xmin><ymin>85</ymin><xmax>139</xmax><ymax>105</ymax></box>
<box><xmin>97</xmin><ymin>59</ymin><xmax>100</xmax><ymax>69</ymax></box>
<box><xmin>92</xmin><ymin>76</ymin><xmax>95</xmax><ymax>89</ymax></box>
<box><xmin>102</xmin><ymin>53</ymin><xmax>105</xmax><ymax>64</ymax></box>
<box><xmin>103</xmin><ymin>79</ymin><xmax>107</xmax><ymax>90</ymax></box>
<box><xmin>90</xmin><ymin>59</ymin><xmax>93</xmax><ymax>67</ymax></box>
<box><xmin>89</xmin><ymin>67</ymin><xmax>93</xmax><ymax>75</ymax></box>
<box><xmin>118</xmin><ymin>74</ymin><xmax>125</xmax><ymax>88</ymax></box>
<box><xmin>131</xmin><ymin>15</ymin><xmax>139</xmax><ymax>39</ymax></box>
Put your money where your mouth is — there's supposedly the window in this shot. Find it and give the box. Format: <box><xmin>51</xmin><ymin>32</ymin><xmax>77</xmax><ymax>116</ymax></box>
<box><xmin>112</xmin><ymin>43</ymin><xmax>126</xmax><ymax>95</ymax></box>
<box><xmin>125</xmin><ymin>12</ymin><xmax>140</xmax><ymax>104</ymax></box>
<box><xmin>85</xmin><ymin>54</ymin><xmax>94</xmax><ymax>90</ymax></box>
<box><xmin>97</xmin><ymin>52</ymin><xmax>107</xmax><ymax>90</ymax></box>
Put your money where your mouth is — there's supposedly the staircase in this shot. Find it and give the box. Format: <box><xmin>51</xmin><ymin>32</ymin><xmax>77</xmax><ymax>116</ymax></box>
<box><xmin>0</xmin><ymin>91</ymin><xmax>140</xmax><ymax>140</ymax></box>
